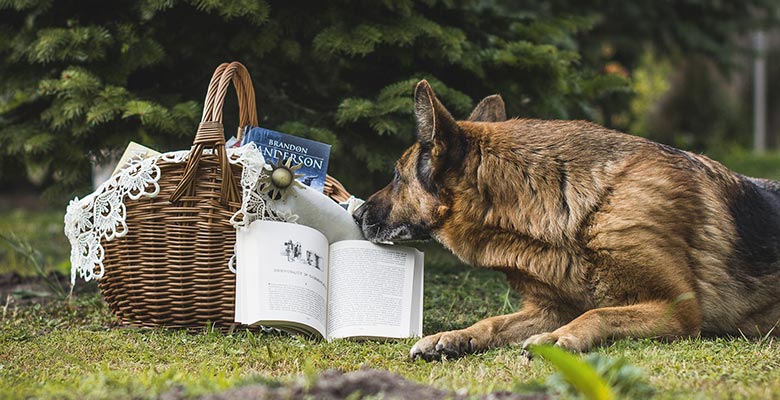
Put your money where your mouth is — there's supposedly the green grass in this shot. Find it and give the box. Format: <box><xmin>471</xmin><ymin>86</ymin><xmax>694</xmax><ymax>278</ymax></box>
<box><xmin>0</xmin><ymin>207</ymin><xmax>70</xmax><ymax>276</ymax></box>
<box><xmin>3</xmin><ymin>259</ymin><xmax>780</xmax><ymax>399</ymax></box>
<box><xmin>715</xmin><ymin>149</ymin><xmax>780</xmax><ymax>181</ymax></box>
<box><xmin>4</xmin><ymin>150</ymin><xmax>780</xmax><ymax>399</ymax></box>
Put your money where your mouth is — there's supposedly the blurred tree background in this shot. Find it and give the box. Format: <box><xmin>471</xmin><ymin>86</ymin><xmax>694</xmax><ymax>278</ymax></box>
<box><xmin>0</xmin><ymin>0</ymin><xmax>779</xmax><ymax>202</ymax></box>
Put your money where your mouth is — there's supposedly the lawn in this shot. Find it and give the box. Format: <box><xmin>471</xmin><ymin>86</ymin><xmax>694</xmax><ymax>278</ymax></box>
<box><xmin>3</xmin><ymin>234</ymin><xmax>780</xmax><ymax>399</ymax></box>
<box><xmin>2</xmin><ymin>152</ymin><xmax>780</xmax><ymax>399</ymax></box>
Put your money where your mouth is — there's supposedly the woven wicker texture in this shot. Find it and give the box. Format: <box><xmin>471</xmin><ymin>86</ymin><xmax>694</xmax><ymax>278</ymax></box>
<box><xmin>99</xmin><ymin>62</ymin><xmax>258</xmax><ymax>330</ymax></box>
<box><xmin>324</xmin><ymin>175</ymin><xmax>351</xmax><ymax>203</ymax></box>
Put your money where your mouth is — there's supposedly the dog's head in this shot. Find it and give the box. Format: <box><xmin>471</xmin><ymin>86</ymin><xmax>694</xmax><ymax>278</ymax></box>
<box><xmin>354</xmin><ymin>80</ymin><xmax>505</xmax><ymax>243</ymax></box>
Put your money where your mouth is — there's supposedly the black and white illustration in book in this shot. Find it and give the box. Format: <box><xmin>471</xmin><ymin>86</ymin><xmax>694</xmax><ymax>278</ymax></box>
<box><xmin>282</xmin><ymin>240</ymin><xmax>323</xmax><ymax>270</ymax></box>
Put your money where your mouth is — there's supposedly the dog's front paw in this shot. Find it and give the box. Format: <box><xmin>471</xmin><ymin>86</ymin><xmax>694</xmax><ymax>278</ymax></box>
<box><xmin>523</xmin><ymin>331</ymin><xmax>590</xmax><ymax>352</ymax></box>
<box><xmin>410</xmin><ymin>330</ymin><xmax>483</xmax><ymax>361</ymax></box>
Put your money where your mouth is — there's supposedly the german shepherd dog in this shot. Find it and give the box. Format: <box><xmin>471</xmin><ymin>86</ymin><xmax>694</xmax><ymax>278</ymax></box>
<box><xmin>353</xmin><ymin>80</ymin><xmax>780</xmax><ymax>361</ymax></box>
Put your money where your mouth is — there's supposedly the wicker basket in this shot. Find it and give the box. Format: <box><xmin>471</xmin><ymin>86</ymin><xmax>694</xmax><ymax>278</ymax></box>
<box><xmin>98</xmin><ymin>62</ymin><xmax>259</xmax><ymax>330</ymax></box>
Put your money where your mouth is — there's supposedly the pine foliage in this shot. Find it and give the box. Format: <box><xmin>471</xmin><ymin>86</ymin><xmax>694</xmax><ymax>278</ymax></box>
<box><xmin>0</xmin><ymin>0</ymin><xmax>775</xmax><ymax>198</ymax></box>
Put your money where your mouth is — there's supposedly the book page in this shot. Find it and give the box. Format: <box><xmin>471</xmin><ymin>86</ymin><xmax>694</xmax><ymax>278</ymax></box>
<box><xmin>235</xmin><ymin>220</ymin><xmax>330</xmax><ymax>338</ymax></box>
<box><xmin>326</xmin><ymin>241</ymin><xmax>419</xmax><ymax>340</ymax></box>
<box><xmin>111</xmin><ymin>141</ymin><xmax>160</xmax><ymax>176</ymax></box>
<box><xmin>409</xmin><ymin>250</ymin><xmax>424</xmax><ymax>337</ymax></box>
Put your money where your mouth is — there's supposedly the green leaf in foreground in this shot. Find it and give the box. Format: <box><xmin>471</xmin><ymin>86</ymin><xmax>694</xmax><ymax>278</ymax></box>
<box><xmin>529</xmin><ymin>344</ymin><xmax>614</xmax><ymax>400</ymax></box>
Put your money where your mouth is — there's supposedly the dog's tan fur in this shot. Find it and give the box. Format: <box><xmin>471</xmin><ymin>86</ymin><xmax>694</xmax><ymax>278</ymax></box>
<box><xmin>353</xmin><ymin>81</ymin><xmax>780</xmax><ymax>360</ymax></box>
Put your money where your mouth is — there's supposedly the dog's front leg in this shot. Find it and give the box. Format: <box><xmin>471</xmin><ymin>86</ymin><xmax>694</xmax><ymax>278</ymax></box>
<box><xmin>410</xmin><ymin>302</ymin><xmax>563</xmax><ymax>361</ymax></box>
<box><xmin>523</xmin><ymin>300</ymin><xmax>701</xmax><ymax>352</ymax></box>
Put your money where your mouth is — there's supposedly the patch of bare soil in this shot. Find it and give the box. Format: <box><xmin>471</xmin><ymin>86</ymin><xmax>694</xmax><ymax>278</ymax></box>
<box><xmin>0</xmin><ymin>273</ymin><xmax>96</xmax><ymax>307</ymax></box>
<box><xmin>161</xmin><ymin>368</ymin><xmax>549</xmax><ymax>400</ymax></box>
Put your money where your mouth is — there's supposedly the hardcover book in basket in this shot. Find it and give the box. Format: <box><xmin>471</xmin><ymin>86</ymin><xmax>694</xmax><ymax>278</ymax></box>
<box><xmin>64</xmin><ymin>62</ymin><xmax>349</xmax><ymax>330</ymax></box>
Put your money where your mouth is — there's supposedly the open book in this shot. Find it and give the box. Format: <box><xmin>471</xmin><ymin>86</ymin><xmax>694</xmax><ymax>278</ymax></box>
<box><xmin>235</xmin><ymin>220</ymin><xmax>424</xmax><ymax>341</ymax></box>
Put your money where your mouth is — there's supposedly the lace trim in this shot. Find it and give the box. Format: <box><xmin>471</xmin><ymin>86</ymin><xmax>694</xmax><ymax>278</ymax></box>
<box><xmin>65</xmin><ymin>143</ymin><xmax>291</xmax><ymax>285</ymax></box>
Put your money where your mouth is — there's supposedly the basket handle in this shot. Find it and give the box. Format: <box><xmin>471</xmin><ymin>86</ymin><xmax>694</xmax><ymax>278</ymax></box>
<box><xmin>169</xmin><ymin>62</ymin><xmax>258</xmax><ymax>205</ymax></box>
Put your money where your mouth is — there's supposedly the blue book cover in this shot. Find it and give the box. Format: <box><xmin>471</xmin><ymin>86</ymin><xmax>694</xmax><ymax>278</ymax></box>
<box><xmin>241</xmin><ymin>126</ymin><xmax>331</xmax><ymax>193</ymax></box>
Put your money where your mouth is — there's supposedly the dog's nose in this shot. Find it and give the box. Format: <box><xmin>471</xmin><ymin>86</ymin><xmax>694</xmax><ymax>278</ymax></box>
<box><xmin>353</xmin><ymin>202</ymin><xmax>367</xmax><ymax>224</ymax></box>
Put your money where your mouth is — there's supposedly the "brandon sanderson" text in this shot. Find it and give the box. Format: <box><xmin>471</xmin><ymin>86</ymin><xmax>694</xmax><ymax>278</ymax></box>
<box><xmin>264</xmin><ymin>139</ymin><xmax>324</xmax><ymax>169</ymax></box>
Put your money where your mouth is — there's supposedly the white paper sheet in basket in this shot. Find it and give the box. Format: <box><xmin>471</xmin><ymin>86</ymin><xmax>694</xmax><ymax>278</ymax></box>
<box><xmin>270</xmin><ymin>184</ymin><xmax>364</xmax><ymax>243</ymax></box>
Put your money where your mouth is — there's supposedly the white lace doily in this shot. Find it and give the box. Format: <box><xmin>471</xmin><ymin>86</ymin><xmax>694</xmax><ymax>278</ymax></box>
<box><xmin>64</xmin><ymin>143</ymin><xmax>291</xmax><ymax>286</ymax></box>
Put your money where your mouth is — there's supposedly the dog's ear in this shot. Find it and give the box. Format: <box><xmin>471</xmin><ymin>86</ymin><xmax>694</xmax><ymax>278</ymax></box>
<box><xmin>467</xmin><ymin>94</ymin><xmax>506</xmax><ymax>122</ymax></box>
<box><xmin>414</xmin><ymin>80</ymin><xmax>458</xmax><ymax>150</ymax></box>
<box><xmin>414</xmin><ymin>80</ymin><xmax>462</xmax><ymax>189</ymax></box>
